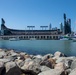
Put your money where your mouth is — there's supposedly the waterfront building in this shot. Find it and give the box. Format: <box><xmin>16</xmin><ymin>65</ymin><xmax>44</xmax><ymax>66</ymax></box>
<box><xmin>0</xmin><ymin>13</ymin><xmax>72</xmax><ymax>40</ymax></box>
<box><xmin>67</xmin><ymin>19</ymin><xmax>71</xmax><ymax>34</ymax></box>
<box><xmin>60</xmin><ymin>22</ymin><xmax>64</xmax><ymax>33</ymax></box>
<box><xmin>0</xmin><ymin>18</ymin><xmax>62</xmax><ymax>40</ymax></box>
<box><xmin>49</xmin><ymin>23</ymin><xmax>52</xmax><ymax>30</ymax></box>
<box><xmin>64</xmin><ymin>13</ymin><xmax>71</xmax><ymax>34</ymax></box>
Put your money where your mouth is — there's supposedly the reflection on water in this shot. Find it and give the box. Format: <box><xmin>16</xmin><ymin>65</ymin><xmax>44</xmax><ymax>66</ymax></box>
<box><xmin>62</xmin><ymin>41</ymin><xmax>72</xmax><ymax>56</ymax></box>
<box><xmin>0</xmin><ymin>40</ymin><xmax>75</xmax><ymax>56</ymax></box>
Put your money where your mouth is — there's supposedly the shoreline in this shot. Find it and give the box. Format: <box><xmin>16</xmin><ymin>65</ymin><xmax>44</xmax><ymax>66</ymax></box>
<box><xmin>0</xmin><ymin>47</ymin><xmax>73</xmax><ymax>56</ymax></box>
<box><xmin>0</xmin><ymin>49</ymin><xmax>76</xmax><ymax>75</ymax></box>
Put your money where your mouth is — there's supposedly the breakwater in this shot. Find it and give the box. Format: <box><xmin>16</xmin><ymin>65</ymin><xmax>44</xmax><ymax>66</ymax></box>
<box><xmin>0</xmin><ymin>49</ymin><xmax>75</xmax><ymax>75</ymax></box>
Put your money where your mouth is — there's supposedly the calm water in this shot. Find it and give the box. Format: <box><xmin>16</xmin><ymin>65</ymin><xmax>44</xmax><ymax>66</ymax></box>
<box><xmin>0</xmin><ymin>40</ymin><xmax>76</xmax><ymax>56</ymax></box>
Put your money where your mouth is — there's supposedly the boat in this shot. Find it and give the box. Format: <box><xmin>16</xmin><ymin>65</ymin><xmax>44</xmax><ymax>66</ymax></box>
<box><xmin>9</xmin><ymin>37</ymin><xmax>19</xmax><ymax>41</ymax></box>
<box><xmin>73</xmin><ymin>39</ymin><xmax>76</xmax><ymax>42</ymax></box>
<box><xmin>59</xmin><ymin>34</ymin><xmax>72</xmax><ymax>40</ymax></box>
<box><xmin>71</xmin><ymin>33</ymin><xmax>76</xmax><ymax>42</ymax></box>
<box><xmin>30</xmin><ymin>38</ymin><xmax>36</xmax><ymax>40</ymax></box>
<box><xmin>60</xmin><ymin>38</ymin><xmax>69</xmax><ymax>40</ymax></box>
<box><xmin>71</xmin><ymin>37</ymin><xmax>76</xmax><ymax>42</ymax></box>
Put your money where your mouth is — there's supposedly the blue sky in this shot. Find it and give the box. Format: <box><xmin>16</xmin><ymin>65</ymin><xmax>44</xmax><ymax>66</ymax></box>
<box><xmin>0</xmin><ymin>0</ymin><xmax>76</xmax><ymax>31</ymax></box>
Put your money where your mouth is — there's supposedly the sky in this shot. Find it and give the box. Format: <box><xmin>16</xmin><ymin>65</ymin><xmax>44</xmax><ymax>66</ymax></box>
<box><xmin>0</xmin><ymin>0</ymin><xmax>76</xmax><ymax>31</ymax></box>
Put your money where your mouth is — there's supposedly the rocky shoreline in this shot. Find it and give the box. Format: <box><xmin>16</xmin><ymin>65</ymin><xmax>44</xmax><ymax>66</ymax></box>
<box><xmin>0</xmin><ymin>49</ymin><xmax>76</xmax><ymax>75</ymax></box>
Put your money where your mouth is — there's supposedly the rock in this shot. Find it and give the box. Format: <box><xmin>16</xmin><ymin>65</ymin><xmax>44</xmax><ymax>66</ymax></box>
<box><xmin>21</xmin><ymin>60</ymin><xmax>41</xmax><ymax>74</ymax></box>
<box><xmin>18</xmin><ymin>54</ymin><xmax>31</xmax><ymax>61</ymax></box>
<box><xmin>27</xmin><ymin>62</ymin><xmax>41</xmax><ymax>74</ymax></box>
<box><xmin>33</xmin><ymin>58</ymin><xmax>42</xmax><ymax>64</ymax></box>
<box><xmin>0</xmin><ymin>49</ymin><xmax>3</xmax><ymax>51</ymax></box>
<box><xmin>15</xmin><ymin>59</ymin><xmax>24</xmax><ymax>68</ymax></box>
<box><xmin>0</xmin><ymin>51</ymin><xmax>6</xmax><ymax>58</ymax></box>
<box><xmin>30</xmin><ymin>55</ymin><xmax>34</xmax><ymax>59</ymax></box>
<box><xmin>54</xmin><ymin>51</ymin><xmax>66</xmax><ymax>59</ymax></box>
<box><xmin>19</xmin><ymin>55</ymin><xmax>25</xmax><ymax>60</ymax></box>
<box><xmin>38</xmin><ymin>69</ymin><xmax>67</xmax><ymax>75</ymax></box>
<box><xmin>11</xmin><ymin>52</ymin><xmax>18</xmax><ymax>57</ymax></box>
<box><xmin>5</xmin><ymin>61</ymin><xmax>16</xmax><ymax>72</ymax></box>
<box><xmin>66</xmin><ymin>69</ymin><xmax>71</xmax><ymax>74</ymax></box>
<box><xmin>17</xmin><ymin>56</ymin><xmax>21</xmax><ymax>60</ymax></box>
<box><xmin>0</xmin><ymin>62</ymin><xmax>4</xmax><ymax>68</ymax></box>
<box><xmin>25</xmin><ymin>58</ymin><xmax>32</xmax><ymax>62</ymax></box>
<box><xmin>4</xmin><ymin>55</ymin><xmax>17</xmax><ymax>61</ymax></box>
<box><xmin>55</xmin><ymin>57</ymin><xmax>73</xmax><ymax>69</ymax></box>
<box><xmin>65</xmin><ymin>57</ymin><xmax>75</xmax><ymax>69</ymax></box>
<box><xmin>20</xmin><ymin>52</ymin><xmax>26</xmax><ymax>55</ymax></box>
<box><xmin>40</xmin><ymin>60</ymin><xmax>52</xmax><ymax>68</ymax></box>
<box><xmin>6</xmin><ymin>66</ymin><xmax>23</xmax><ymax>75</ymax></box>
<box><xmin>23</xmin><ymin>55</ymin><xmax>31</xmax><ymax>59</ymax></box>
<box><xmin>65</xmin><ymin>59</ymin><xmax>73</xmax><ymax>69</ymax></box>
<box><xmin>69</xmin><ymin>68</ymin><xmax>76</xmax><ymax>75</ymax></box>
<box><xmin>0</xmin><ymin>62</ymin><xmax>6</xmax><ymax>75</ymax></box>
<box><xmin>66</xmin><ymin>56</ymin><xmax>76</xmax><ymax>60</ymax></box>
<box><xmin>48</xmin><ymin>58</ymin><xmax>56</xmax><ymax>68</ymax></box>
<box><xmin>54</xmin><ymin>62</ymin><xmax>66</xmax><ymax>71</ymax></box>
<box><xmin>7</xmin><ymin>50</ymin><xmax>18</xmax><ymax>57</ymax></box>
<box><xmin>71</xmin><ymin>59</ymin><xmax>76</xmax><ymax>70</ymax></box>
<box><xmin>0</xmin><ymin>59</ymin><xmax>11</xmax><ymax>63</ymax></box>
<box><xmin>0</xmin><ymin>67</ymin><xmax>6</xmax><ymax>75</ymax></box>
<box><xmin>40</xmin><ymin>58</ymin><xmax>55</xmax><ymax>69</ymax></box>
<box><xmin>34</xmin><ymin>55</ymin><xmax>43</xmax><ymax>59</ymax></box>
<box><xmin>55</xmin><ymin>57</ymin><xmax>66</xmax><ymax>63</ymax></box>
<box><xmin>21</xmin><ymin>70</ymin><xmax>38</xmax><ymax>75</ymax></box>
<box><xmin>6</xmin><ymin>66</ymin><xmax>37</xmax><ymax>75</ymax></box>
<box><xmin>40</xmin><ymin>66</ymin><xmax>51</xmax><ymax>72</ymax></box>
<box><xmin>42</xmin><ymin>54</ymin><xmax>53</xmax><ymax>61</ymax></box>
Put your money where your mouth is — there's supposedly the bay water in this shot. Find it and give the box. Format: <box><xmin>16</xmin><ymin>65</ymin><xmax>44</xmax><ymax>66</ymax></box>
<box><xmin>0</xmin><ymin>40</ymin><xmax>76</xmax><ymax>56</ymax></box>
